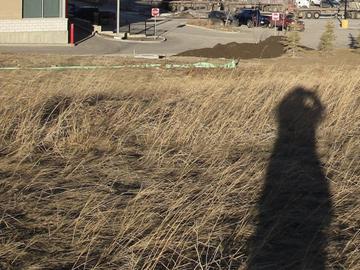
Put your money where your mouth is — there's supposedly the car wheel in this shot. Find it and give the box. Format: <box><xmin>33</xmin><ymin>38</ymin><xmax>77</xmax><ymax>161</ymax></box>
<box><xmin>247</xmin><ymin>20</ymin><xmax>254</xmax><ymax>28</ymax></box>
<box><xmin>306</xmin><ymin>12</ymin><xmax>313</xmax><ymax>19</ymax></box>
<box><xmin>313</xmin><ymin>12</ymin><xmax>320</xmax><ymax>19</ymax></box>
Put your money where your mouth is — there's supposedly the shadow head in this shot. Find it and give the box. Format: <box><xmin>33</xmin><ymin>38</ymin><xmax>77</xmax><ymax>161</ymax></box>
<box><xmin>276</xmin><ymin>87</ymin><xmax>325</xmax><ymax>134</ymax></box>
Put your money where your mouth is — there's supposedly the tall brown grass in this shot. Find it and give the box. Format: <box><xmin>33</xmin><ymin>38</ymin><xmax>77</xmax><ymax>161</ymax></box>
<box><xmin>0</xmin><ymin>62</ymin><xmax>359</xmax><ymax>269</ymax></box>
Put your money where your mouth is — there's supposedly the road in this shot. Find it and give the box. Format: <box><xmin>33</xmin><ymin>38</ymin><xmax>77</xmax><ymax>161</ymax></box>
<box><xmin>0</xmin><ymin>18</ymin><xmax>359</xmax><ymax>56</ymax></box>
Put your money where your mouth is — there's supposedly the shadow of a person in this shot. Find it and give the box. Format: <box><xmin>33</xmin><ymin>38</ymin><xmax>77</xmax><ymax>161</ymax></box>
<box><xmin>247</xmin><ymin>87</ymin><xmax>333</xmax><ymax>270</ymax></box>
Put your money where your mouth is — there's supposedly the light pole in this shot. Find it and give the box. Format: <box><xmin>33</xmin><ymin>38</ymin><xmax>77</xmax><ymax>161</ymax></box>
<box><xmin>116</xmin><ymin>0</ymin><xmax>120</xmax><ymax>35</ymax></box>
<box><xmin>344</xmin><ymin>0</ymin><xmax>348</xmax><ymax>19</ymax></box>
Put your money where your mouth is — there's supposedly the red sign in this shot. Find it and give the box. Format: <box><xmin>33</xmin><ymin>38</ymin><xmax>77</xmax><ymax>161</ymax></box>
<box><xmin>151</xmin><ymin>8</ymin><xmax>160</xmax><ymax>17</ymax></box>
<box><xmin>272</xmin><ymin>12</ymin><xmax>280</xmax><ymax>21</ymax></box>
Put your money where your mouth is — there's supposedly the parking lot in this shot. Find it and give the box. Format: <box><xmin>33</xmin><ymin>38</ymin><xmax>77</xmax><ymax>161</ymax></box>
<box><xmin>0</xmin><ymin>17</ymin><xmax>359</xmax><ymax>56</ymax></box>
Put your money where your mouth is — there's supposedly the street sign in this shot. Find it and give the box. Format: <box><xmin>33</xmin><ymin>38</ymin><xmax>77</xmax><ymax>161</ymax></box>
<box><xmin>152</xmin><ymin>8</ymin><xmax>160</xmax><ymax>17</ymax></box>
<box><xmin>272</xmin><ymin>12</ymin><xmax>280</xmax><ymax>21</ymax></box>
<box><xmin>151</xmin><ymin>8</ymin><xmax>160</xmax><ymax>38</ymax></box>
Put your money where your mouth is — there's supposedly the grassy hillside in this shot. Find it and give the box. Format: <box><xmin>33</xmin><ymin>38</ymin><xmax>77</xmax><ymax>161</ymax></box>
<box><xmin>0</xmin><ymin>56</ymin><xmax>359</xmax><ymax>269</ymax></box>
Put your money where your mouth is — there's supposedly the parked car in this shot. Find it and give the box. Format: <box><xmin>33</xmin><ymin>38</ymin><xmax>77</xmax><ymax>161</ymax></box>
<box><xmin>208</xmin><ymin>11</ymin><xmax>233</xmax><ymax>25</ymax></box>
<box><xmin>268</xmin><ymin>13</ymin><xmax>305</xmax><ymax>31</ymax></box>
<box><xmin>288</xmin><ymin>19</ymin><xmax>305</xmax><ymax>31</ymax></box>
<box><xmin>233</xmin><ymin>9</ymin><xmax>270</xmax><ymax>28</ymax></box>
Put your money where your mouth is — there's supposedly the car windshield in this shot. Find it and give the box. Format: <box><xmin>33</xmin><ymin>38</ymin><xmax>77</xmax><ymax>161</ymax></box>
<box><xmin>239</xmin><ymin>10</ymin><xmax>251</xmax><ymax>14</ymax></box>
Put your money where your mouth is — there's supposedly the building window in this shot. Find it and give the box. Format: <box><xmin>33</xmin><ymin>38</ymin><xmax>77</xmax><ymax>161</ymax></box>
<box><xmin>23</xmin><ymin>0</ymin><xmax>61</xmax><ymax>18</ymax></box>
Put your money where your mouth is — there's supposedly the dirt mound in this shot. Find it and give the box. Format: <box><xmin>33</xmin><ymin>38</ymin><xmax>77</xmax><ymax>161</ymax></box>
<box><xmin>177</xmin><ymin>36</ymin><xmax>285</xmax><ymax>59</ymax></box>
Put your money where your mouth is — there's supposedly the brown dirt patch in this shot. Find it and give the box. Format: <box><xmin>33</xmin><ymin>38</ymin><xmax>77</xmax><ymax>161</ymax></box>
<box><xmin>177</xmin><ymin>36</ymin><xmax>285</xmax><ymax>59</ymax></box>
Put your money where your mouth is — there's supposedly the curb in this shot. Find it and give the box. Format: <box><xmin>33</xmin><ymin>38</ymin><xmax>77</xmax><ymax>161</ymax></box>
<box><xmin>96</xmin><ymin>33</ymin><xmax>167</xmax><ymax>44</ymax></box>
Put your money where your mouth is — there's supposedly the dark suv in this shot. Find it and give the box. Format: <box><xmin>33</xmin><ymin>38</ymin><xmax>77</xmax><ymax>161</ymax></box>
<box><xmin>233</xmin><ymin>9</ymin><xmax>269</xmax><ymax>27</ymax></box>
<box><xmin>208</xmin><ymin>11</ymin><xmax>233</xmax><ymax>25</ymax></box>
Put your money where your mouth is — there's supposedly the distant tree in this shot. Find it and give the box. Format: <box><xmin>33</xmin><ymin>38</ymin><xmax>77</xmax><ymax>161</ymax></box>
<box><xmin>318</xmin><ymin>22</ymin><xmax>336</xmax><ymax>52</ymax></box>
<box><xmin>283</xmin><ymin>31</ymin><xmax>303</xmax><ymax>57</ymax></box>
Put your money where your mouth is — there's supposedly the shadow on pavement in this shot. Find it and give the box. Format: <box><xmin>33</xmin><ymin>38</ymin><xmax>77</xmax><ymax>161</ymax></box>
<box><xmin>68</xmin><ymin>18</ymin><xmax>94</xmax><ymax>45</ymax></box>
<box><xmin>124</xmin><ymin>18</ymin><xmax>169</xmax><ymax>36</ymax></box>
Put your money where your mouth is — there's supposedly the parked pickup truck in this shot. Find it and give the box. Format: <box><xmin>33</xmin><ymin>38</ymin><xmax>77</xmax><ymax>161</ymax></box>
<box><xmin>267</xmin><ymin>14</ymin><xmax>305</xmax><ymax>31</ymax></box>
<box><xmin>233</xmin><ymin>9</ymin><xmax>270</xmax><ymax>28</ymax></box>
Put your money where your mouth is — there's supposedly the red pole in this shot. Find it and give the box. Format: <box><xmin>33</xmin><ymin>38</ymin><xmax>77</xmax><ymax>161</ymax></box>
<box><xmin>70</xmin><ymin>23</ymin><xmax>75</xmax><ymax>45</ymax></box>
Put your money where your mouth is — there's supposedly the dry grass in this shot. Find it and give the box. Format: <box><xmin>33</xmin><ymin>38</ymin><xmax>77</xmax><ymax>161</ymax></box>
<box><xmin>0</xmin><ymin>57</ymin><xmax>359</xmax><ymax>269</ymax></box>
<box><xmin>187</xmin><ymin>19</ymin><xmax>236</xmax><ymax>32</ymax></box>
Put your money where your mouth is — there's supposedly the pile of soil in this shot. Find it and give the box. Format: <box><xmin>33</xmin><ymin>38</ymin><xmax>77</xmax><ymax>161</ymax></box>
<box><xmin>177</xmin><ymin>36</ymin><xmax>285</xmax><ymax>59</ymax></box>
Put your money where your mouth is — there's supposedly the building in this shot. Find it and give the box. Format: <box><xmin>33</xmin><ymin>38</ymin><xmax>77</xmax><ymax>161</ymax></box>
<box><xmin>0</xmin><ymin>0</ymin><xmax>68</xmax><ymax>44</ymax></box>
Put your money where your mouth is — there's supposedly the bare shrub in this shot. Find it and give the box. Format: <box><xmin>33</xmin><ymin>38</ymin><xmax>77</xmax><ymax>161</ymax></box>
<box><xmin>318</xmin><ymin>21</ymin><xmax>336</xmax><ymax>52</ymax></box>
<box><xmin>283</xmin><ymin>31</ymin><xmax>303</xmax><ymax>57</ymax></box>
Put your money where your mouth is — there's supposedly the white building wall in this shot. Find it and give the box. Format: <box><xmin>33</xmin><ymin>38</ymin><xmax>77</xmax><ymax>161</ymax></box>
<box><xmin>0</xmin><ymin>18</ymin><xmax>68</xmax><ymax>33</ymax></box>
<box><xmin>0</xmin><ymin>0</ymin><xmax>68</xmax><ymax>44</ymax></box>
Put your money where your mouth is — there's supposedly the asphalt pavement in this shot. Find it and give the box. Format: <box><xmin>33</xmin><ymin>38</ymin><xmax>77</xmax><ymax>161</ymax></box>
<box><xmin>0</xmin><ymin>18</ymin><xmax>359</xmax><ymax>56</ymax></box>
